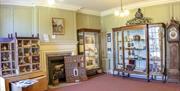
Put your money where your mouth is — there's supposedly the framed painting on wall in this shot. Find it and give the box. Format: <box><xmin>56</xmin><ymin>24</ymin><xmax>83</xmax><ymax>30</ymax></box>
<box><xmin>52</xmin><ymin>18</ymin><xmax>65</xmax><ymax>35</ymax></box>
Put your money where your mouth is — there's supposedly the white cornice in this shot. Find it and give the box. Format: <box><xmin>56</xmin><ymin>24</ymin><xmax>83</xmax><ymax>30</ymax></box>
<box><xmin>36</xmin><ymin>2</ymin><xmax>81</xmax><ymax>11</ymax></box>
<box><xmin>101</xmin><ymin>0</ymin><xmax>180</xmax><ymax>16</ymax></box>
<box><xmin>0</xmin><ymin>0</ymin><xmax>35</xmax><ymax>7</ymax></box>
<box><xmin>78</xmin><ymin>9</ymin><xmax>101</xmax><ymax>16</ymax></box>
<box><xmin>0</xmin><ymin>0</ymin><xmax>101</xmax><ymax>16</ymax></box>
<box><xmin>1</xmin><ymin>0</ymin><xmax>180</xmax><ymax>16</ymax></box>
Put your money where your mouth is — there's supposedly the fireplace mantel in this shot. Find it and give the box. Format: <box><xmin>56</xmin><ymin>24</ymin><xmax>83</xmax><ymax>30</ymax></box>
<box><xmin>40</xmin><ymin>41</ymin><xmax>78</xmax><ymax>73</ymax></box>
<box><xmin>40</xmin><ymin>41</ymin><xmax>78</xmax><ymax>45</ymax></box>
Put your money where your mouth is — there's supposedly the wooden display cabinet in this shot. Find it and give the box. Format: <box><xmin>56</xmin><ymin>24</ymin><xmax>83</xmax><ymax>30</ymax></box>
<box><xmin>14</xmin><ymin>33</ymin><xmax>40</xmax><ymax>75</ymax></box>
<box><xmin>0</xmin><ymin>34</ymin><xmax>45</xmax><ymax>91</ymax></box>
<box><xmin>77</xmin><ymin>28</ymin><xmax>102</xmax><ymax>76</ymax></box>
<box><xmin>112</xmin><ymin>23</ymin><xmax>166</xmax><ymax>81</ymax></box>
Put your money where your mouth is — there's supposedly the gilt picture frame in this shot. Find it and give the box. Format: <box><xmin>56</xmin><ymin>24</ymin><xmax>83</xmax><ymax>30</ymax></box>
<box><xmin>52</xmin><ymin>18</ymin><xmax>65</xmax><ymax>35</ymax></box>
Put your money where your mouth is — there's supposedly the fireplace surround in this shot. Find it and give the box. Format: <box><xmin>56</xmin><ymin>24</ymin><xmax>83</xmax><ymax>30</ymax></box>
<box><xmin>40</xmin><ymin>42</ymin><xmax>77</xmax><ymax>85</ymax></box>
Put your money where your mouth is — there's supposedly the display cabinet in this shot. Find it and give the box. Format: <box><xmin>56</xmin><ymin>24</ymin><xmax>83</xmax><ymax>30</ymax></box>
<box><xmin>77</xmin><ymin>28</ymin><xmax>101</xmax><ymax>76</ymax></box>
<box><xmin>113</xmin><ymin>23</ymin><xmax>166</xmax><ymax>81</ymax></box>
<box><xmin>15</xmin><ymin>33</ymin><xmax>40</xmax><ymax>75</ymax></box>
<box><xmin>0</xmin><ymin>38</ymin><xmax>16</xmax><ymax>77</ymax></box>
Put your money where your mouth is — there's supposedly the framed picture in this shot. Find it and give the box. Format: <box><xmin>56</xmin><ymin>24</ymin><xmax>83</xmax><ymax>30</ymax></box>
<box><xmin>52</xmin><ymin>18</ymin><xmax>65</xmax><ymax>35</ymax></box>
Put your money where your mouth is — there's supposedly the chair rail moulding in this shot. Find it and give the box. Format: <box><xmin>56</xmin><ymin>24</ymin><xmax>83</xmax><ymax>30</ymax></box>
<box><xmin>40</xmin><ymin>41</ymin><xmax>78</xmax><ymax>73</ymax></box>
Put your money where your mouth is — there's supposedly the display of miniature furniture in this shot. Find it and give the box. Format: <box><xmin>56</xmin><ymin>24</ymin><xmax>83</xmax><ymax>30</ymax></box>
<box><xmin>77</xmin><ymin>28</ymin><xmax>102</xmax><ymax>76</ymax></box>
<box><xmin>112</xmin><ymin>23</ymin><xmax>166</xmax><ymax>82</ymax></box>
<box><xmin>64</xmin><ymin>55</ymin><xmax>87</xmax><ymax>83</ymax></box>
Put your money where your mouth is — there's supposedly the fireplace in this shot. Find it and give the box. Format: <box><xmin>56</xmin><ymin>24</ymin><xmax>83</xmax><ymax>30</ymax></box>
<box><xmin>47</xmin><ymin>53</ymin><xmax>71</xmax><ymax>85</ymax></box>
<box><xmin>40</xmin><ymin>41</ymin><xmax>78</xmax><ymax>85</ymax></box>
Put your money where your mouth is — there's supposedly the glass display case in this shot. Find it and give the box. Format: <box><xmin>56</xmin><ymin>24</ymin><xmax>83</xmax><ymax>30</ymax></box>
<box><xmin>113</xmin><ymin>24</ymin><xmax>166</xmax><ymax>81</ymax></box>
<box><xmin>77</xmin><ymin>28</ymin><xmax>101</xmax><ymax>73</ymax></box>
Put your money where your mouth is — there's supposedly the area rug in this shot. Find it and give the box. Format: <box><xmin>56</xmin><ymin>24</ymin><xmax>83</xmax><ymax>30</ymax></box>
<box><xmin>49</xmin><ymin>74</ymin><xmax>180</xmax><ymax>91</ymax></box>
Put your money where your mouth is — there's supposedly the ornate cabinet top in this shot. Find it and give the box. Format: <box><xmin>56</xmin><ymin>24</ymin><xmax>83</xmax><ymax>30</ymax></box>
<box><xmin>126</xmin><ymin>8</ymin><xmax>152</xmax><ymax>25</ymax></box>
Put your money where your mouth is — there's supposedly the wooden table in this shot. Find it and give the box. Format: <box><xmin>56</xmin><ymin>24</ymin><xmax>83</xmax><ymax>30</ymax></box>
<box><xmin>0</xmin><ymin>71</ymin><xmax>48</xmax><ymax>91</ymax></box>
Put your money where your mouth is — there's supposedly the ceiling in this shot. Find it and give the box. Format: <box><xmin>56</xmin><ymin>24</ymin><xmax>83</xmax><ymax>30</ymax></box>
<box><xmin>1</xmin><ymin>0</ymin><xmax>180</xmax><ymax>16</ymax></box>
<box><xmin>1</xmin><ymin>0</ymin><xmax>145</xmax><ymax>11</ymax></box>
<box><xmin>58</xmin><ymin>0</ymin><xmax>145</xmax><ymax>11</ymax></box>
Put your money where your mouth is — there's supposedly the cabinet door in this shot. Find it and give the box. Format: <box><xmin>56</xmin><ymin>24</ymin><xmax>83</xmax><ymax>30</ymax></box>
<box><xmin>84</xmin><ymin>32</ymin><xmax>100</xmax><ymax>69</ymax></box>
<box><xmin>114</xmin><ymin>31</ymin><xmax>123</xmax><ymax>70</ymax></box>
<box><xmin>148</xmin><ymin>24</ymin><xmax>165</xmax><ymax>78</ymax></box>
<box><xmin>123</xmin><ymin>29</ymin><xmax>147</xmax><ymax>75</ymax></box>
<box><xmin>168</xmin><ymin>43</ymin><xmax>180</xmax><ymax>82</ymax></box>
<box><xmin>78</xmin><ymin>32</ymin><xmax>84</xmax><ymax>54</ymax></box>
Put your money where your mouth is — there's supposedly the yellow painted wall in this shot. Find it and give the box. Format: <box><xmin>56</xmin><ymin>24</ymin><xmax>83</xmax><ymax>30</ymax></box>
<box><xmin>1</xmin><ymin>2</ymin><xmax>180</xmax><ymax>72</ymax></box>
<box><xmin>0</xmin><ymin>5</ymin><xmax>34</xmax><ymax>37</ymax></box>
<box><xmin>101</xmin><ymin>2</ymin><xmax>180</xmax><ymax>32</ymax></box>
<box><xmin>101</xmin><ymin>2</ymin><xmax>180</xmax><ymax>72</ymax></box>
<box><xmin>0</xmin><ymin>5</ymin><xmax>101</xmax><ymax>43</ymax></box>
<box><xmin>76</xmin><ymin>13</ymin><xmax>101</xmax><ymax>29</ymax></box>
<box><xmin>37</xmin><ymin>6</ymin><xmax>77</xmax><ymax>43</ymax></box>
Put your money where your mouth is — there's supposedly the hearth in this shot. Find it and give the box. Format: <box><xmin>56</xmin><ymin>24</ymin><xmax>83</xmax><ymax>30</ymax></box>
<box><xmin>47</xmin><ymin>53</ymin><xmax>71</xmax><ymax>85</ymax></box>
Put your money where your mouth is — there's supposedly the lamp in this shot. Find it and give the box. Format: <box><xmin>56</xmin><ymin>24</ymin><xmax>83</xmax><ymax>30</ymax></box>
<box><xmin>114</xmin><ymin>0</ymin><xmax>129</xmax><ymax>17</ymax></box>
<box><xmin>48</xmin><ymin>0</ymin><xmax>55</xmax><ymax>5</ymax></box>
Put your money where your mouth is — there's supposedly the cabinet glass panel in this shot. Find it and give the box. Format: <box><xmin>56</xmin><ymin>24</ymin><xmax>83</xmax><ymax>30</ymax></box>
<box><xmin>149</xmin><ymin>25</ymin><xmax>165</xmax><ymax>77</ymax></box>
<box><xmin>114</xmin><ymin>31</ymin><xmax>123</xmax><ymax>70</ymax></box>
<box><xmin>123</xmin><ymin>29</ymin><xmax>147</xmax><ymax>74</ymax></box>
<box><xmin>84</xmin><ymin>32</ymin><xmax>99</xmax><ymax>69</ymax></box>
<box><xmin>78</xmin><ymin>32</ymin><xmax>84</xmax><ymax>54</ymax></box>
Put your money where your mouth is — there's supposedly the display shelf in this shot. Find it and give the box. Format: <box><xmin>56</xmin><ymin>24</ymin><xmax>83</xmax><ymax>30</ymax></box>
<box><xmin>19</xmin><ymin>64</ymin><xmax>31</xmax><ymax>66</ymax></box>
<box><xmin>113</xmin><ymin>23</ymin><xmax>166</xmax><ymax>81</ymax></box>
<box><xmin>1</xmin><ymin>61</ymin><xmax>11</xmax><ymax>63</ymax></box>
<box><xmin>0</xmin><ymin>38</ymin><xmax>16</xmax><ymax>77</ymax></box>
<box><xmin>14</xmin><ymin>33</ymin><xmax>40</xmax><ymax>75</ymax></box>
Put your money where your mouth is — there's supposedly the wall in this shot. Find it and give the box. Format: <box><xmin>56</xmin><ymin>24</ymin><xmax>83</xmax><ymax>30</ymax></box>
<box><xmin>2</xmin><ymin>2</ymin><xmax>179</xmax><ymax>73</ymax></box>
<box><xmin>101</xmin><ymin>2</ymin><xmax>180</xmax><ymax>32</ymax></box>
<box><xmin>0</xmin><ymin>5</ymin><xmax>33</xmax><ymax>37</ymax></box>
<box><xmin>76</xmin><ymin>13</ymin><xmax>101</xmax><ymax>29</ymax></box>
<box><xmin>0</xmin><ymin>5</ymin><xmax>101</xmax><ymax>43</ymax></box>
<box><xmin>101</xmin><ymin>2</ymin><xmax>180</xmax><ymax>72</ymax></box>
<box><xmin>37</xmin><ymin>6</ymin><xmax>77</xmax><ymax>43</ymax></box>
